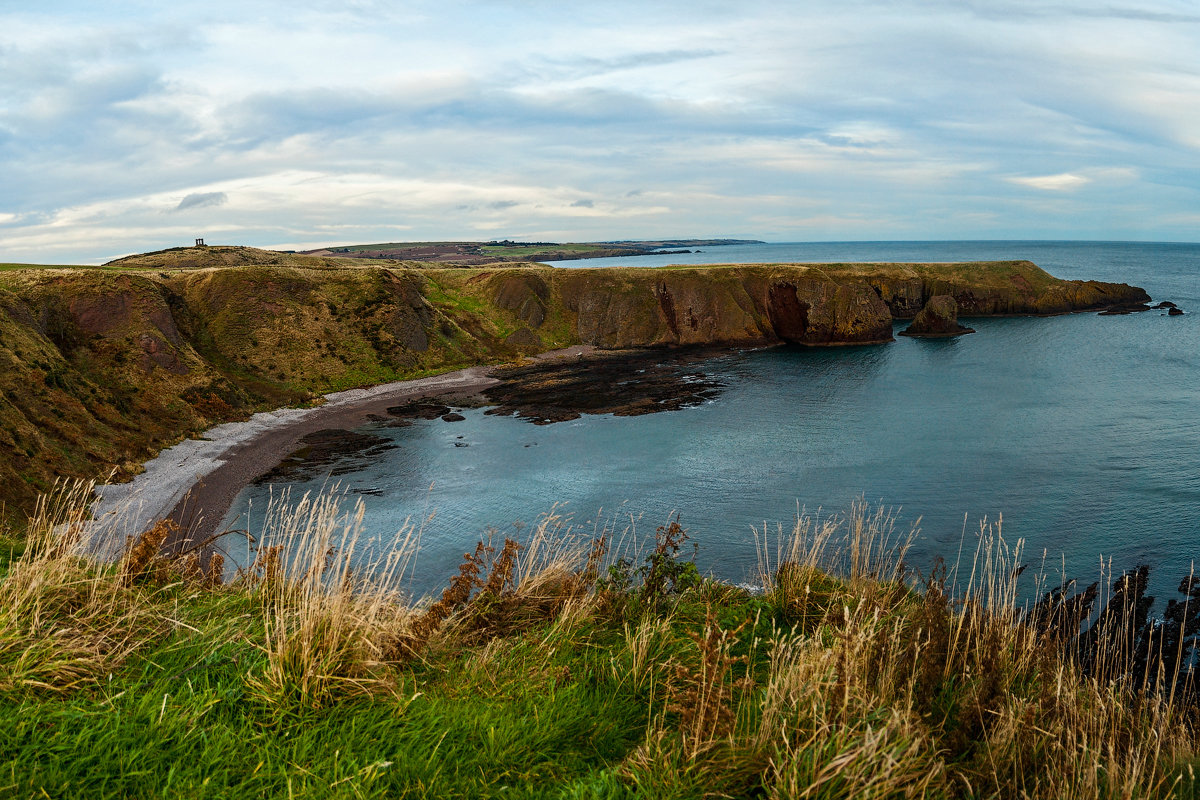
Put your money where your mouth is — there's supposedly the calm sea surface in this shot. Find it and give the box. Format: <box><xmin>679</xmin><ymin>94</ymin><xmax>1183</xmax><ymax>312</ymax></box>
<box><xmin>222</xmin><ymin>242</ymin><xmax>1200</xmax><ymax>599</ymax></box>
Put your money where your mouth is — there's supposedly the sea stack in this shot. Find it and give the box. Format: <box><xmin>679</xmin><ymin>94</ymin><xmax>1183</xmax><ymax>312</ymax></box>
<box><xmin>900</xmin><ymin>295</ymin><xmax>976</xmax><ymax>337</ymax></box>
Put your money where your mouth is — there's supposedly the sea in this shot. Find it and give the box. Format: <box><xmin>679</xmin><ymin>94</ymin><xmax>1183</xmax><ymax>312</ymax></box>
<box><xmin>219</xmin><ymin>241</ymin><xmax>1200</xmax><ymax>602</ymax></box>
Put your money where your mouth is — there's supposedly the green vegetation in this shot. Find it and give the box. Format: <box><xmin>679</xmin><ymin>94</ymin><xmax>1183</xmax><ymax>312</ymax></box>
<box><xmin>0</xmin><ymin>263</ymin><xmax>96</xmax><ymax>272</ymax></box>
<box><xmin>1</xmin><ymin>486</ymin><xmax>1197</xmax><ymax>798</ymax></box>
<box><xmin>476</xmin><ymin>243</ymin><xmax>611</xmax><ymax>258</ymax></box>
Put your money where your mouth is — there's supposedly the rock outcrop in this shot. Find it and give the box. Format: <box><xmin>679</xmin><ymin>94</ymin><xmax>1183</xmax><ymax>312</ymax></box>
<box><xmin>899</xmin><ymin>295</ymin><xmax>975</xmax><ymax>337</ymax></box>
<box><xmin>815</xmin><ymin>261</ymin><xmax>1149</xmax><ymax>318</ymax></box>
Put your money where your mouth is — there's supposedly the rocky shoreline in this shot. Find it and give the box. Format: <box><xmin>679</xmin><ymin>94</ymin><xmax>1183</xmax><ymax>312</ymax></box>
<box><xmin>83</xmin><ymin>348</ymin><xmax>594</xmax><ymax>557</ymax></box>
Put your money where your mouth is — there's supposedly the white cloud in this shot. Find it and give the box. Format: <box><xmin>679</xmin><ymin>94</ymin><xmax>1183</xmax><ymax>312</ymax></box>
<box><xmin>1007</xmin><ymin>173</ymin><xmax>1092</xmax><ymax>191</ymax></box>
<box><xmin>174</xmin><ymin>191</ymin><xmax>228</xmax><ymax>211</ymax></box>
<box><xmin>0</xmin><ymin>0</ymin><xmax>1198</xmax><ymax>262</ymax></box>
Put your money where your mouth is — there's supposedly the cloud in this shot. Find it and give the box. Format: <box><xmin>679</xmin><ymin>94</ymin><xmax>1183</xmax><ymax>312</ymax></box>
<box><xmin>1007</xmin><ymin>173</ymin><xmax>1091</xmax><ymax>191</ymax></box>
<box><xmin>530</xmin><ymin>49</ymin><xmax>723</xmax><ymax>83</ymax></box>
<box><xmin>174</xmin><ymin>191</ymin><xmax>228</xmax><ymax>211</ymax></box>
<box><xmin>1</xmin><ymin>0</ymin><xmax>1200</xmax><ymax>263</ymax></box>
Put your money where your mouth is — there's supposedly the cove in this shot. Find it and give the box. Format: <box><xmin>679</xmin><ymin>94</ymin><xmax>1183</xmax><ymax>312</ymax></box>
<box><xmin>221</xmin><ymin>303</ymin><xmax>1199</xmax><ymax>601</ymax></box>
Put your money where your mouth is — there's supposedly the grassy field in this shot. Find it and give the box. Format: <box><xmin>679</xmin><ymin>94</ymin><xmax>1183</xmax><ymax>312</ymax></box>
<box><xmin>476</xmin><ymin>243</ymin><xmax>612</xmax><ymax>258</ymax></box>
<box><xmin>0</xmin><ymin>262</ymin><xmax>96</xmax><ymax>271</ymax></box>
<box><xmin>1</xmin><ymin>484</ymin><xmax>1198</xmax><ymax>798</ymax></box>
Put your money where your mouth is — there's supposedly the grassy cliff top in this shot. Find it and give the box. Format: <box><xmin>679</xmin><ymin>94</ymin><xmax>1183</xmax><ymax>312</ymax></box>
<box><xmin>79</xmin><ymin>244</ymin><xmax>1059</xmax><ymax>286</ymax></box>
<box><xmin>650</xmin><ymin>257</ymin><xmax>1057</xmax><ymax>284</ymax></box>
<box><xmin>102</xmin><ymin>245</ymin><xmax>435</xmax><ymax>272</ymax></box>
<box><xmin>1</xmin><ymin>244</ymin><xmax>1064</xmax><ymax>294</ymax></box>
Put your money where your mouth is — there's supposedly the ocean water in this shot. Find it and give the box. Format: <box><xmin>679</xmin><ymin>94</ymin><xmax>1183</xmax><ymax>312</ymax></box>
<box><xmin>221</xmin><ymin>241</ymin><xmax>1200</xmax><ymax>600</ymax></box>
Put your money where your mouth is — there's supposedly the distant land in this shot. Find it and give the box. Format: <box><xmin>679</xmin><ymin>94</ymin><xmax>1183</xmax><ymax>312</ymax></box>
<box><xmin>297</xmin><ymin>239</ymin><xmax>765</xmax><ymax>265</ymax></box>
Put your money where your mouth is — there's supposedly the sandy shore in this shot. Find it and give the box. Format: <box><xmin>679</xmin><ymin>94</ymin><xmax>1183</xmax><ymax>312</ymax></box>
<box><xmin>84</xmin><ymin>346</ymin><xmax>595</xmax><ymax>558</ymax></box>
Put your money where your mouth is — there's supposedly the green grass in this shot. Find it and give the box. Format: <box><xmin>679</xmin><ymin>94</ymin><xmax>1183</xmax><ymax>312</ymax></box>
<box><xmin>0</xmin><ymin>620</ymin><xmax>643</xmax><ymax>798</ymax></box>
<box><xmin>0</xmin><ymin>263</ymin><xmax>97</xmax><ymax>271</ymax></box>
<box><xmin>424</xmin><ymin>280</ymin><xmax>492</xmax><ymax>315</ymax></box>
<box><xmin>478</xmin><ymin>243</ymin><xmax>610</xmax><ymax>258</ymax></box>
<box><xmin>2</xmin><ymin>492</ymin><xmax>1199</xmax><ymax>799</ymax></box>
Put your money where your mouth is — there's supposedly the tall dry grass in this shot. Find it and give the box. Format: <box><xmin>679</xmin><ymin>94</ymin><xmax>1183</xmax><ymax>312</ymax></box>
<box><xmin>623</xmin><ymin>502</ymin><xmax>1200</xmax><ymax>799</ymax></box>
<box><xmin>240</xmin><ymin>494</ymin><xmax>613</xmax><ymax>706</ymax></box>
<box><xmin>239</xmin><ymin>489</ymin><xmax>422</xmax><ymax>706</ymax></box>
<box><xmin>0</xmin><ymin>480</ymin><xmax>175</xmax><ymax>692</ymax></box>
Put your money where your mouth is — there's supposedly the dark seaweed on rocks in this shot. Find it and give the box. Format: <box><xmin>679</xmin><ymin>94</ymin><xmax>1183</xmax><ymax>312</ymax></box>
<box><xmin>482</xmin><ymin>349</ymin><xmax>726</xmax><ymax>425</ymax></box>
<box><xmin>253</xmin><ymin>429</ymin><xmax>396</xmax><ymax>484</ymax></box>
<box><xmin>385</xmin><ymin>400</ymin><xmax>455</xmax><ymax>422</ymax></box>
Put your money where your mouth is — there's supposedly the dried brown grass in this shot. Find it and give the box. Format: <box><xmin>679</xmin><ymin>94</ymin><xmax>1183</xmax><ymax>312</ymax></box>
<box><xmin>0</xmin><ymin>481</ymin><xmax>171</xmax><ymax>692</ymax></box>
<box><xmin>240</xmin><ymin>490</ymin><xmax>420</xmax><ymax>707</ymax></box>
<box><xmin>614</xmin><ymin>503</ymin><xmax>1200</xmax><ymax>799</ymax></box>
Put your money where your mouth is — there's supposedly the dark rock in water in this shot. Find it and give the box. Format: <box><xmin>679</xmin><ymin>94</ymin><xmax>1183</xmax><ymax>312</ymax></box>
<box><xmin>1099</xmin><ymin>302</ymin><xmax>1153</xmax><ymax>315</ymax></box>
<box><xmin>899</xmin><ymin>295</ymin><xmax>975</xmax><ymax>337</ymax></box>
<box><xmin>1155</xmin><ymin>301</ymin><xmax>1178</xmax><ymax>309</ymax></box>
<box><xmin>1169</xmin><ymin>307</ymin><xmax>1184</xmax><ymax>315</ymax></box>
<box><xmin>483</xmin><ymin>348</ymin><xmax>726</xmax><ymax>425</ymax></box>
<box><xmin>387</xmin><ymin>400</ymin><xmax>453</xmax><ymax>420</ymax></box>
<box><xmin>441</xmin><ymin>412</ymin><xmax>466</xmax><ymax>422</ymax></box>
<box><xmin>453</xmin><ymin>441</ymin><xmax>469</xmax><ymax>447</ymax></box>
<box><xmin>254</xmin><ymin>429</ymin><xmax>396</xmax><ymax>484</ymax></box>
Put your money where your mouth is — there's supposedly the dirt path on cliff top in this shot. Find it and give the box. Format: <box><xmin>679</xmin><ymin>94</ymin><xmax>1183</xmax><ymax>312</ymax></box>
<box><xmin>85</xmin><ymin>347</ymin><xmax>596</xmax><ymax>557</ymax></box>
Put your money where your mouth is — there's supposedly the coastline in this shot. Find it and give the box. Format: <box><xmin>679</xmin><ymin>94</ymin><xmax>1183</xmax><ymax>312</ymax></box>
<box><xmin>84</xmin><ymin>346</ymin><xmax>595</xmax><ymax>558</ymax></box>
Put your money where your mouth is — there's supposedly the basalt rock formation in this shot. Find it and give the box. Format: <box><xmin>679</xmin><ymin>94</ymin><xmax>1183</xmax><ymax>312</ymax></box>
<box><xmin>899</xmin><ymin>295</ymin><xmax>975</xmax><ymax>337</ymax></box>
<box><xmin>0</xmin><ymin>248</ymin><xmax>1149</xmax><ymax>519</ymax></box>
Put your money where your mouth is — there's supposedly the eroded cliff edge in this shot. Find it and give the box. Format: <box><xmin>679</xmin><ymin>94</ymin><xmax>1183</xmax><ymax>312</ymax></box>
<box><xmin>0</xmin><ymin>252</ymin><xmax>1147</xmax><ymax>517</ymax></box>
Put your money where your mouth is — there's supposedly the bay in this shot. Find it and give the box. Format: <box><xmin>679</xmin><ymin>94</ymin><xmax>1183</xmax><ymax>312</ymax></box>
<box><xmin>220</xmin><ymin>241</ymin><xmax>1200</xmax><ymax>600</ymax></box>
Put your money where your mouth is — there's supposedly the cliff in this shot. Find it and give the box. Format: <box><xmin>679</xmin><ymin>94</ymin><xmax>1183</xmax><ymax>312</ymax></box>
<box><xmin>0</xmin><ymin>250</ymin><xmax>1147</xmax><ymax>518</ymax></box>
<box><xmin>814</xmin><ymin>260</ymin><xmax>1148</xmax><ymax>317</ymax></box>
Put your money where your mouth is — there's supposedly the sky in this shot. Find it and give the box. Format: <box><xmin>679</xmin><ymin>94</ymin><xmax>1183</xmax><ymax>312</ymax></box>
<box><xmin>1</xmin><ymin>0</ymin><xmax>1199</xmax><ymax>264</ymax></box>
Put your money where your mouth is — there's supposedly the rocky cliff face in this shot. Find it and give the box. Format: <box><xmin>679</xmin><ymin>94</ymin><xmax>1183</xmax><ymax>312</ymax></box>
<box><xmin>0</xmin><ymin>253</ymin><xmax>1150</xmax><ymax>519</ymax></box>
<box><xmin>817</xmin><ymin>261</ymin><xmax>1149</xmax><ymax>317</ymax></box>
<box><xmin>516</xmin><ymin>266</ymin><xmax>893</xmax><ymax>348</ymax></box>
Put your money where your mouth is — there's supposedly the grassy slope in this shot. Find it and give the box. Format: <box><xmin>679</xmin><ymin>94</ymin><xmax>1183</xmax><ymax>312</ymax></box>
<box><xmin>0</xmin><ymin>261</ymin><xmax>546</xmax><ymax>519</ymax></box>
<box><xmin>0</xmin><ymin>492</ymin><xmax>1197</xmax><ymax>799</ymax></box>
